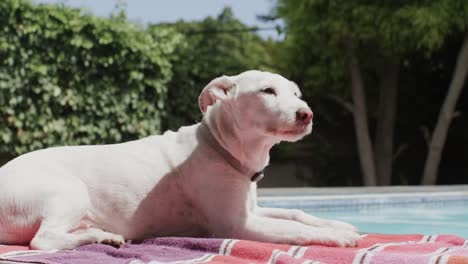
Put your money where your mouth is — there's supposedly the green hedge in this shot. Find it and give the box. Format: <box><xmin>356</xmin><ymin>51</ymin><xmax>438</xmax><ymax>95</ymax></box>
<box><xmin>0</xmin><ymin>0</ymin><xmax>182</xmax><ymax>155</ymax></box>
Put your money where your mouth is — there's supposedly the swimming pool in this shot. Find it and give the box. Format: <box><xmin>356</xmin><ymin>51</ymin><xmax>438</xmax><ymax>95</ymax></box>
<box><xmin>258</xmin><ymin>187</ymin><xmax>468</xmax><ymax>238</ymax></box>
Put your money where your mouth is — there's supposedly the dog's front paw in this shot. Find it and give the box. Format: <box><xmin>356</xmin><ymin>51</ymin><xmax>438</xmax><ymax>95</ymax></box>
<box><xmin>327</xmin><ymin>229</ymin><xmax>361</xmax><ymax>247</ymax></box>
<box><xmin>300</xmin><ymin>228</ymin><xmax>361</xmax><ymax>247</ymax></box>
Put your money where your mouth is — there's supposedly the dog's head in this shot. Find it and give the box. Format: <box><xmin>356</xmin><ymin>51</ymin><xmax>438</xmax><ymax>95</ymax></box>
<box><xmin>199</xmin><ymin>70</ymin><xmax>313</xmax><ymax>142</ymax></box>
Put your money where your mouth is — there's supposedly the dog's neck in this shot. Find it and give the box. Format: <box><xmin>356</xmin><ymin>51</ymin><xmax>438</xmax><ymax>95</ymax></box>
<box><xmin>202</xmin><ymin>105</ymin><xmax>275</xmax><ymax>178</ymax></box>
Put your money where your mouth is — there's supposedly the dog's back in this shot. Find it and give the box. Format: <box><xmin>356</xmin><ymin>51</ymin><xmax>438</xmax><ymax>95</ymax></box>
<box><xmin>0</xmin><ymin>124</ymin><xmax>200</xmax><ymax>246</ymax></box>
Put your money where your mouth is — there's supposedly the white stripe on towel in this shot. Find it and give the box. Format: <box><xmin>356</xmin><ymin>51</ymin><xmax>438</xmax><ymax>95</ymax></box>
<box><xmin>352</xmin><ymin>235</ymin><xmax>437</xmax><ymax>264</ymax></box>
<box><xmin>218</xmin><ymin>239</ymin><xmax>238</xmax><ymax>256</ymax></box>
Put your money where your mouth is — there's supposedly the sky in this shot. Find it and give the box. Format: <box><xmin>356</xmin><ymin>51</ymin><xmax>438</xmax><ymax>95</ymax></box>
<box><xmin>33</xmin><ymin>0</ymin><xmax>281</xmax><ymax>39</ymax></box>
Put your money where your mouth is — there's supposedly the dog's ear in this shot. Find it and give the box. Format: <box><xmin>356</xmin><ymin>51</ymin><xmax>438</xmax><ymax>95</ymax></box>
<box><xmin>198</xmin><ymin>75</ymin><xmax>235</xmax><ymax>113</ymax></box>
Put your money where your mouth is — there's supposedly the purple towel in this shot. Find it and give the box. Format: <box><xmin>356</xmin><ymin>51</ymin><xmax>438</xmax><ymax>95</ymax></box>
<box><xmin>1</xmin><ymin>238</ymin><xmax>225</xmax><ymax>264</ymax></box>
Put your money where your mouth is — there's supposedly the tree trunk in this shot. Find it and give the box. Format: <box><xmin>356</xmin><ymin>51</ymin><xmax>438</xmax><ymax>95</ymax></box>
<box><xmin>348</xmin><ymin>49</ymin><xmax>377</xmax><ymax>186</ymax></box>
<box><xmin>421</xmin><ymin>33</ymin><xmax>468</xmax><ymax>185</ymax></box>
<box><xmin>375</xmin><ymin>58</ymin><xmax>400</xmax><ymax>185</ymax></box>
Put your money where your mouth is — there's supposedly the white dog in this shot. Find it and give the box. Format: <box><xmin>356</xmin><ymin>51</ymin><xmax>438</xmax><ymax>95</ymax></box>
<box><xmin>0</xmin><ymin>70</ymin><xmax>360</xmax><ymax>250</ymax></box>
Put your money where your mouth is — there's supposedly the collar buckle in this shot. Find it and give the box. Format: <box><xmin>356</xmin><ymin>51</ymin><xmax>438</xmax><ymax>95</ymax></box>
<box><xmin>251</xmin><ymin>170</ymin><xmax>265</xmax><ymax>183</ymax></box>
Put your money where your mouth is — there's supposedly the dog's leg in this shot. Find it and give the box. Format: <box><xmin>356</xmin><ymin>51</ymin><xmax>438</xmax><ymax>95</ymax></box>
<box><xmin>29</xmin><ymin>187</ymin><xmax>124</xmax><ymax>250</ymax></box>
<box><xmin>31</xmin><ymin>226</ymin><xmax>124</xmax><ymax>250</ymax></box>
<box><xmin>236</xmin><ymin>215</ymin><xmax>360</xmax><ymax>247</ymax></box>
<box><xmin>256</xmin><ymin>207</ymin><xmax>357</xmax><ymax>231</ymax></box>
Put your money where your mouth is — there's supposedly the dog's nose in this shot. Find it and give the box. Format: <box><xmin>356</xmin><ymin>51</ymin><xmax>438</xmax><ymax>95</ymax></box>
<box><xmin>296</xmin><ymin>108</ymin><xmax>313</xmax><ymax>125</ymax></box>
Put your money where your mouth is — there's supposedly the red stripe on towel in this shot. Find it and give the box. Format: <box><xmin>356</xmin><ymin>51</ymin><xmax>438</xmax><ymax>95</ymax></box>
<box><xmin>228</xmin><ymin>240</ymin><xmax>292</xmax><ymax>262</ymax></box>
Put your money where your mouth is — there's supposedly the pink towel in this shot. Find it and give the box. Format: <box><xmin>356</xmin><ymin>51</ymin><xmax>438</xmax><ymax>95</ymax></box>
<box><xmin>0</xmin><ymin>234</ymin><xmax>467</xmax><ymax>263</ymax></box>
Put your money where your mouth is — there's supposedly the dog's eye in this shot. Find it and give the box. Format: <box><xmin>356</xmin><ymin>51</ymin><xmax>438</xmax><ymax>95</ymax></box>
<box><xmin>261</xmin><ymin>87</ymin><xmax>276</xmax><ymax>95</ymax></box>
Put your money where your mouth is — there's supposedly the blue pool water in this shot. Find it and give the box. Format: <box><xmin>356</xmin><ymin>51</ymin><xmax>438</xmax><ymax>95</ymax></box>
<box><xmin>258</xmin><ymin>192</ymin><xmax>468</xmax><ymax>238</ymax></box>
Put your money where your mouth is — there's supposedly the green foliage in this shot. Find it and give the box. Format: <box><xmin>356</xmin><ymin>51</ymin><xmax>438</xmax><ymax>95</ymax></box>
<box><xmin>0</xmin><ymin>0</ymin><xmax>182</xmax><ymax>155</ymax></box>
<box><xmin>277</xmin><ymin>0</ymin><xmax>468</xmax><ymax>95</ymax></box>
<box><xmin>151</xmin><ymin>7</ymin><xmax>274</xmax><ymax>130</ymax></box>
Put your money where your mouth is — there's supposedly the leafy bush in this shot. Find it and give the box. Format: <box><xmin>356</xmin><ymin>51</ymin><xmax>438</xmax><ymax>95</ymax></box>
<box><xmin>0</xmin><ymin>0</ymin><xmax>182</xmax><ymax>155</ymax></box>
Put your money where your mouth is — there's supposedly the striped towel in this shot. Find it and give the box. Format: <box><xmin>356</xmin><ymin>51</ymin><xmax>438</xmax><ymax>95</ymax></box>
<box><xmin>0</xmin><ymin>234</ymin><xmax>467</xmax><ymax>264</ymax></box>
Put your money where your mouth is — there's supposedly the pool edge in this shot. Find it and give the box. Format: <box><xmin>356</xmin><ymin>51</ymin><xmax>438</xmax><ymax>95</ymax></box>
<box><xmin>258</xmin><ymin>185</ymin><xmax>468</xmax><ymax>197</ymax></box>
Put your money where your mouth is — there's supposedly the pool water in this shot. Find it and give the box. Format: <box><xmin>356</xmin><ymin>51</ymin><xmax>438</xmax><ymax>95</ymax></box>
<box><xmin>258</xmin><ymin>192</ymin><xmax>468</xmax><ymax>238</ymax></box>
<box><xmin>309</xmin><ymin>204</ymin><xmax>468</xmax><ymax>238</ymax></box>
